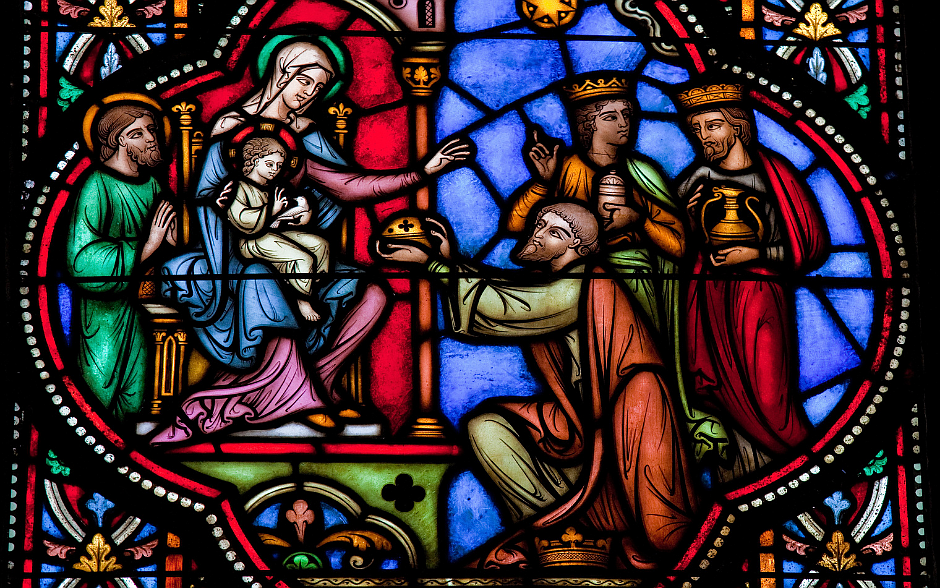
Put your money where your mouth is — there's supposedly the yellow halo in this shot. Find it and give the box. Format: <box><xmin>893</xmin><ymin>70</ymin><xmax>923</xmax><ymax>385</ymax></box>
<box><xmin>82</xmin><ymin>92</ymin><xmax>172</xmax><ymax>153</ymax></box>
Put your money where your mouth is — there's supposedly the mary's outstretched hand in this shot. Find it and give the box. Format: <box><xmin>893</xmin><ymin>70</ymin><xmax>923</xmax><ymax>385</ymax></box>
<box><xmin>423</xmin><ymin>138</ymin><xmax>474</xmax><ymax>176</ymax></box>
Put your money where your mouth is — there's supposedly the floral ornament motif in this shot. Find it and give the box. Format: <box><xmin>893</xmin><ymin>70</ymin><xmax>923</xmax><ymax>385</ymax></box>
<box><xmin>794</xmin><ymin>3</ymin><xmax>842</xmax><ymax>41</ymax></box>
<box><xmin>58</xmin><ymin>0</ymin><xmax>165</xmax><ymax>20</ymax></box>
<box><xmin>73</xmin><ymin>533</ymin><xmax>122</xmax><ymax>572</ymax></box>
<box><xmin>56</xmin><ymin>0</ymin><xmax>89</xmax><ymax>18</ymax></box>
<box><xmin>284</xmin><ymin>552</ymin><xmax>324</xmax><ymax>569</ymax></box>
<box><xmin>124</xmin><ymin>539</ymin><xmax>160</xmax><ymax>560</ymax></box>
<box><xmin>250</xmin><ymin>488</ymin><xmax>410</xmax><ymax>572</ymax></box>
<box><xmin>782</xmin><ymin>534</ymin><xmax>813</xmax><ymax>556</ymax></box>
<box><xmin>845</xmin><ymin>84</ymin><xmax>872</xmax><ymax>119</ymax></box>
<box><xmin>860</xmin><ymin>532</ymin><xmax>894</xmax><ymax>556</ymax></box>
<box><xmin>818</xmin><ymin>531</ymin><xmax>861</xmax><ymax>571</ymax></box>
<box><xmin>382</xmin><ymin>473</ymin><xmax>426</xmax><ymax>512</ymax></box>
<box><xmin>100</xmin><ymin>43</ymin><xmax>122</xmax><ymax>79</ymax></box>
<box><xmin>401</xmin><ymin>59</ymin><xmax>442</xmax><ymax>97</ymax></box>
<box><xmin>823</xmin><ymin>490</ymin><xmax>852</xmax><ymax>524</ymax></box>
<box><xmin>808</xmin><ymin>48</ymin><xmax>828</xmax><ymax>84</ymax></box>
<box><xmin>316</xmin><ymin>530</ymin><xmax>395</xmax><ymax>570</ymax></box>
<box><xmin>863</xmin><ymin>449</ymin><xmax>888</xmax><ymax>476</ymax></box>
<box><xmin>285</xmin><ymin>500</ymin><xmax>316</xmax><ymax>543</ymax></box>
<box><xmin>561</xmin><ymin>527</ymin><xmax>583</xmax><ymax>546</ymax></box>
<box><xmin>41</xmin><ymin>480</ymin><xmax>164</xmax><ymax>579</ymax></box>
<box><xmin>45</xmin><ymin>450</ymin><xmax>70</xmax><ymax>476</ymax></box>
<box><xmin>761</xmin><ymin>0</ymin><xmax>870</xmax><ymax>95</ymax></box>
<box><xmin>88</xmin><ymin>0</ymin><xmax>134</xmax><ymax>27</ymax></box>
<box><xmin>43</xmin><ymin>540</ymin><xmax>75</xmax><ymax>559</ymax></box>
<box><xmin>767</xmin><ymin>472</ymin><xmax>896</xmax><ymax>585</ymax></box>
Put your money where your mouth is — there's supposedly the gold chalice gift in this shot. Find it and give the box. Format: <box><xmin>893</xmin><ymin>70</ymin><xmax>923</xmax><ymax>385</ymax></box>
<box><xmin>700</xmin><ymin>184</ymin><xmax>765</xmax><ymax>249</ymax></box>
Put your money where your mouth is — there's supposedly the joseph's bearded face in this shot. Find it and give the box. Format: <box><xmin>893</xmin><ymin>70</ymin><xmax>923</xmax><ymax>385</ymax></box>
<box><xmin>515</xmin><ymin>212</ymin><xmax>579</xmax><ymax>264</ymax></box>
<box><xmin>121</xmin><ymin>115</ymin><xmax>162</xmax><ymax>167</ymax></box>
<box><xmin>689</xmin><ymin>111</ymin><xmax>738</xmax><ymax>162</ymax></box>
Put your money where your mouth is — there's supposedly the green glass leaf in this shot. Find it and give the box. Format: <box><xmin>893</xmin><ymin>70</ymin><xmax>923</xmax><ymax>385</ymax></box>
<box><xmin>283</xmin><ymin>552</ymin><xmax>323</xmax><ymax>570</ymax></box>
<box><xmin>57</xmin><ymin>77</ymin><xmax>85</xmax><ymax>111</ymax></box>
<box><xmin>844</xmin><ymin>84</ymin><xmax>871</xmax><ymax>119</ymax></box>
<box><xmin>863</xmin><ymin>449</ymin><xmax>887</xmax><ymax>476</ymax></box>
<box><xmin>46</xmin><ymin>450</ymin><xmax>70</xmax><ymax>477</ymax></box>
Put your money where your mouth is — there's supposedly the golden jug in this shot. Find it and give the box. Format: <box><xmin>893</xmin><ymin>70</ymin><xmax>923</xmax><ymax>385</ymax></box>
<box><xmin>701</xmin><ymin>185</ymin><xmax>764</xmax><ymax>247</ymax></box>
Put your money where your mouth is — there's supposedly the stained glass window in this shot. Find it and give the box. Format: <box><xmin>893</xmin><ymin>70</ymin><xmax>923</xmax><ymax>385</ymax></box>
<box><xmin>7</xmin><ymin>0</ymin><xmax>934</xmax><ymax>587</ymax></box>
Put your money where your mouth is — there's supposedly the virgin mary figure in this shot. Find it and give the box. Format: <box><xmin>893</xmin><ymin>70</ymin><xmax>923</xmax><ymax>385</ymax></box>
<box><xmin>151</xmin><ymin>37</ymin><xmax>469</xmax><ymax>443</ymax></box>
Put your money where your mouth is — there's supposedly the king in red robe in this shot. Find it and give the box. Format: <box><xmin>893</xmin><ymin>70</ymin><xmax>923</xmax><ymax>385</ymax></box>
<box><xmin>676</xmin><ymin>88</ymin><xmax>829</xmax><ymax>473</ymax></box>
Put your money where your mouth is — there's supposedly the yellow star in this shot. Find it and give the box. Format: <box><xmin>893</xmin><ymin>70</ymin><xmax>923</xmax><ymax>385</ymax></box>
<box><xmin>520</xmin><ymin>0</ymin><xmax>578</xmax><ymax>29</ymax></box>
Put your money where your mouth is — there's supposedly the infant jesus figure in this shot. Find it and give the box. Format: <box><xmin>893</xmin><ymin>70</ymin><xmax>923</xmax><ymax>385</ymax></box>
<box><xmin>227</xmin><ymin>136</ymin><xmax>329</xmax><ymax>322</ymax></box>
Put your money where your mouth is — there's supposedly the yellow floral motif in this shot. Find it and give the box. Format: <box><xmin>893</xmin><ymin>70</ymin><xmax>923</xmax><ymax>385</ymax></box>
<box><xmin>561</xmin><ymin>527</ymin><xmax>583</xmax><ymax>546</ymax></box>
<box><xmin>817</xmin><ymin>531</ymin><xmax>861</xmax><ymax>571</ymax></box>
<box><xmin>794</xmin><ymin>3</ymin><xmax>841</xmax><ymax>41</ymax></box>
<box><xmin>89</xmin><ymin>0</ymin><xmax>134</xmax><ymax>28</ymax></box>
<box><xmin>73</xmin><ymin>533</ymin><xmax>122</xmax><ymax>572</ymax></box>
<box><xmin>327</xmin><ymin>103</ymin><xmax>354</xmax><ymax>118</ymax></box>
<box><xmin>401</xmin><ymin>65</ymin><xmax>441</xmax><ymax>93</ymax></box>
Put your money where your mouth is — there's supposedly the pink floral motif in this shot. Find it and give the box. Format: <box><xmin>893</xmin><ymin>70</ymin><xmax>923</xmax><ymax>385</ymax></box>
<box><xmin>860</xmin><ymin>533</ymin><xmax>894</xmax><ymax>556</ymax></box>
<box><xmin>762</xmin><ymin>6</ymin><xmax>795</xmax><ymax>26</ymax></box>
<box><xmin>782</xmin><ymin>534</ymin><xmax>813</xmax><ymax>556</ymax></box>
<box><xmin>124</xmin><ymin>539</ymin><xmax>159</xmax><ymax>560</ymax></box>
<box><xmin>135</xmin><ymin>0</ymin><xmax>166</xmax><ymax>18</ymax></box>
<box><xmin>836</xmin><ymin>6</ymin><xmax>868</xmax><ymax>23</ymax></box>
<box><xmin>57</xmin><ymin>0</ymin><xmax>90</xmax><ymax>18</ymax></box>
<box><xmin>285</xmin><ymin>500</ymin><xmax>316</xmax><ymax>544</ymax></box>
<box><xmin>43</xmin><ymin>540</ymin><xmax>75</xmax><ymax>559</ymax></box>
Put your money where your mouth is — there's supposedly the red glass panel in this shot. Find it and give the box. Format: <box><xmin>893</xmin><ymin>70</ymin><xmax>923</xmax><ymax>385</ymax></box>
<box><xmin>370</xmin><ymin>300</ymin><xmax>413</xmax><ymax>434</ymax></box>
<box><xmin>342</xmin><ymin>20</ymin><xmax>403</xmax><ymax>109</ymax></box>
<box><xmin>269</xmin><ymin>0</ymin><xmax>351</xmax><ymax>29</ymax></box>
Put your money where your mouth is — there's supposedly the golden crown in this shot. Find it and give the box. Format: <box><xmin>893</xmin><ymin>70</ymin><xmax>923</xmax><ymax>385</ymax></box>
<box><xmin>676</xmin><ymin>83</ymin><xmax>744</xmax><ymax>110</ymax></box>
<box><xmin>378</xmin><ymin>215</ymin><xmax>432</xmax><ymax>247</ymax></box>
<box><xmin>561</xmin><ymin>75</ymin><xmax>630</xmax><ymax>104</ymax></box>
<box><xmin>534</xmin><ymin>526</ymin><xmax>612</xmax><ymax>568</ymax></box>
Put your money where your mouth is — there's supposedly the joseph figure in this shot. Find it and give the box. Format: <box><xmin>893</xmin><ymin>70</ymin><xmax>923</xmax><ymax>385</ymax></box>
<box><xmin>377</xmin><ymin>202</ymin><xmax>698</xmax><ymax>569</ymax></box>
<box><xmin>66</xmin><ymin>103</ymin><xmax>177</xmax><ymax>421</ymax></box>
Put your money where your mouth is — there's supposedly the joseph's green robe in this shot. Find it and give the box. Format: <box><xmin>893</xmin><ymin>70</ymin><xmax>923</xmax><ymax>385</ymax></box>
<box><xmin>66</xmin><ymin>169</ymin><xmax>160</xmax><ymax>421</ymax></box>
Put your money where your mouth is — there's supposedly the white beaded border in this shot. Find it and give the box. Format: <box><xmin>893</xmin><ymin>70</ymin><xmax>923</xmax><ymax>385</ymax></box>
<box><xmin>21</xmin><ymin>2</ymin><xmax>35</xmax><ymax>163</ymax></box>
<box><xmin>7</xmin><ymin>403</ymin><xmax>24</xmax><ymax>570</ymax></box>
<box><xmin>908</xmin><ymin>404</ymin><xmax>930</xmax><ymax>572</ymax></box>
<box><xmin>142</xmin><ymin>0</ymin><xmax>257</xmax><ymax>90</ymax></box>
<box><xmin>19</xmin><ymin>150</ymin><xmax>259</xmax><ymax>586</ymax></box>
<box><xmin>888</xmin><ymin>2</ymin><xmax>907</xmax><ymax>162</ymax></box>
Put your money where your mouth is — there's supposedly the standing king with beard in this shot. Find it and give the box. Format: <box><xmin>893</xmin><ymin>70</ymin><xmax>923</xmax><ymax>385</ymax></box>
<box><xmin>66</xmin><ymin>104</ymin><xmax>177</xmax><ymax>421</ymax></box>
<box><xmin>676</xmin><ymin>84</ymin><xmax>829</xmax><ymax>480</ymax></box>
<box><xmin>377</xmin><ymin>202</ymin><xmax>698</xmax><ymax>569</ymax></box>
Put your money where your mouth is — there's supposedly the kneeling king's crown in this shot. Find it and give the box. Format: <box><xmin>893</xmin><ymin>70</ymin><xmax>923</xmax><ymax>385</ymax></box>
<box><xmin>535</xmin><ymin>526</ymin><xmax>612</xmax><ymax>568</ymax></box>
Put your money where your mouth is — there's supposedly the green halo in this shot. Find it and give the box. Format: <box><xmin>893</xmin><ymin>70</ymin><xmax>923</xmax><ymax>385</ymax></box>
<box><xmin>255</xmin><ymin>34</ymin><xmax>348</xmax><ymax>103</ymax></box>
